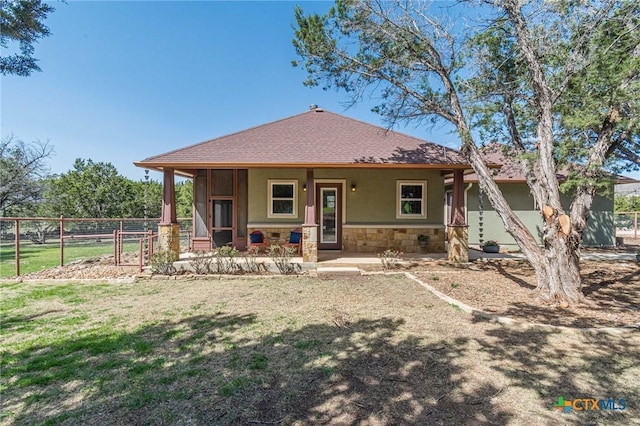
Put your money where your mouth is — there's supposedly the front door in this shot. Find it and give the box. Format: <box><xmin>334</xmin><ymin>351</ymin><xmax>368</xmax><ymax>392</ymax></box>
<box><xmin>317</xmin><ymin>184</ymin><xmax>342</xmax><ymax>250</ymax></box>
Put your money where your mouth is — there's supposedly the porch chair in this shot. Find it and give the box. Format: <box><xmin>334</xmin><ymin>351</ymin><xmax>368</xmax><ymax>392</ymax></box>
<box><xmin>285</xmin><ymin>229</ymin><xmax>302</xmax><ymax>255</ymax></box>
<box><xmin>249</xmin><ymin>230</ymin><xmax>268</xmax><ymax>252</ymax></box>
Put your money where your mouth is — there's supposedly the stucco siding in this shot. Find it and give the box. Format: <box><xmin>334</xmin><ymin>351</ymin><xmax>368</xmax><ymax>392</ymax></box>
<box><xmin>248</xmin><ymin>169</ymin><xmax>307</xmax><ymax>223</ymax></box>
<box><xmin>562</xmin><ymin>193</ymin><xmax>614</xmax><ymax>246</ymax></box>
<box><xmin>248</xmin><ymin>168</ymin><xmax>445</xmax><ymax>225</ymax></box>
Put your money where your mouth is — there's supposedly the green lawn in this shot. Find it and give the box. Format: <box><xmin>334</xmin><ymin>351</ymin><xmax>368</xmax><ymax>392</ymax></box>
<box><xmin>0</xmin><ymin>241</ymin><xmax>139</xmax><ymax>278</ymax></box>
<box><xmin>1</xmin><ymin>277</ymin><xmax>638</xmax><ymax>425</ymax></box>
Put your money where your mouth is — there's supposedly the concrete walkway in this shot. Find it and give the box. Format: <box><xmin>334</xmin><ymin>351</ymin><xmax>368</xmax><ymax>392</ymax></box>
<box><xmin>318</xmin><ymin>249</ymin><xmax>638</xmax><ymax>265</ymax></box>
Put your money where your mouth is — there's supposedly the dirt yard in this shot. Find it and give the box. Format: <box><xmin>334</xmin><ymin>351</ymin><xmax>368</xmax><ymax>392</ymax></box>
<box><xmin>15</xmin><ymin>249</ymin><xmax>640</xmax><ymax>330</ymax></box>
<box><xmin>2</xmin><ymin>273</ymin><xmax>639</xmax><ymax>425</ymax></box>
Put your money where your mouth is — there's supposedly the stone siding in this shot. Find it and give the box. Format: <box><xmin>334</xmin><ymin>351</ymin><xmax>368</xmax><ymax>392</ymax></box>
<box><xmin>247</xmin><ymin>227</ymin><xmax>300</xmax><ymax>245</ymax></box>
<box><xmin>343</xmin><ymin>227</ymin><xmax>445</xmax><ymax>253</ymax></box>
<box><xmin>248</xmin><ymin>225</ymin><xmax>446</xmax><ymax>254</ymax></box>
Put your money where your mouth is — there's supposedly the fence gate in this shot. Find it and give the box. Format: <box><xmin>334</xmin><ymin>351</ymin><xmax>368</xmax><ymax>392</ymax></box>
<box><xmin>114</xmin><ymin>230</ymin><xmax>156</xmax><ymax>271</ymax></box>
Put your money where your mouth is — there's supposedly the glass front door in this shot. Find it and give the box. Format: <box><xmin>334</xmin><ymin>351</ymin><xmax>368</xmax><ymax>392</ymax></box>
<box><xmin>317</xmin><ymin>184</ymin><xmax>342</xmax><ymax>250</ymax></box>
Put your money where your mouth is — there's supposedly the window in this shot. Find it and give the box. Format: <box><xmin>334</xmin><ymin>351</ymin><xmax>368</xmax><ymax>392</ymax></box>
<box><xmin>397</xmin><ymin>181</ymin><xmax>427</xmax><ymax>219</ymax></box>
<box><xmin>268</xmin><ymin>180</ymin><xmax>297</xmax><ymax>218</ymax></box>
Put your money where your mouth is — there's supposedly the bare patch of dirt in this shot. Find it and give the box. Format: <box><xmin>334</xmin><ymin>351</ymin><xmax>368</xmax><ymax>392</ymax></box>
<box><xmin>3</xmin><ymin>275</ymin><xmax>639</xmax><ymax>425</ymax></box>
<box><xmin>413</xmin><ymin>259</ymin><xmax>640</xmax><ymax>329</ymax></box>
<box><xmin>17</xmin><ymin>255</ymin><xmax>140</xmax><ymax>280</ymax></box>
<box><xmin>12</xmin><ymin>252</ymin><xmax>640</xmax><ymax>330</ymax></box>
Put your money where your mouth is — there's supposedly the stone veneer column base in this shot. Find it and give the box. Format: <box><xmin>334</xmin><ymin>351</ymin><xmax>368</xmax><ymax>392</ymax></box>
<box><xmin>158</xmin><ymin>224</ymin><xmax>180</xmax><ymax>258</ymax></box>
<box><xmin>448</xmin><ymin>225</ymin><xmax>469</xmax><ymax>263</ymax></box>
<box><xmin>302</xmin><ymin>225</ymin><xmax>318</xmax><ymax>264</ymax></box>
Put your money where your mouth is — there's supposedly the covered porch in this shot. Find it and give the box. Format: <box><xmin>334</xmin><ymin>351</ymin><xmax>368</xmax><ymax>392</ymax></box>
<box><xmin>134</xmin><ymin>108</ymin><xmax>473</xmax><ymax>265</ymax></box>
<box><xmin>153</xmin><ymin>165</ymin><xmax>470</xmax><ymax>264</ymax></box>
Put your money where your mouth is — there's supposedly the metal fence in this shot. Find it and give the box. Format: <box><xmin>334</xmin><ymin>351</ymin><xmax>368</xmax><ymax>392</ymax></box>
<box><xmin>0</xmin><ymin>216</ymin><xmax>191</xmax><ymax>277</ymax></box>
<box><xmin>614</xmin><ymin>211</ymin><xmax>639</xmax><ymax>240</ymax></box>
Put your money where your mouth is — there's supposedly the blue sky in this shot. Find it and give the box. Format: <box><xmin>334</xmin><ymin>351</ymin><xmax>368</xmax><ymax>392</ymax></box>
<box><xmin>3</xmin><ymin>1</ymin><xmax>637</xmax><ymax>182</ymax></box>
<box><xmin>2</xmin><ymin>1</ymin><xmax>463</xmax><ymax>181</ymax></box>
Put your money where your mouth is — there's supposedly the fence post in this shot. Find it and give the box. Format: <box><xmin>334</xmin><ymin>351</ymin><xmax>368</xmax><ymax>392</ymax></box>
<box><xmin>113</xmin><ymin>230</ymin><xmax>118</xmax><ymax>265</ymax></box>
<box><xmin>139</xmin><ymin>238</ymin><xmax>144</xmax><ymax>272</ymax></box>
<box><xmin>15</xmin><ymin>219</ymin><xmax>20</xmax><ymax>277</ymax></box>
<box><xmin>59</xmin><ymin>215</ymin><xmax>64</xmax><ymax>267</ymax></box>
<box><xmin>119</xmin><ymin>220</ymin><xmax>124</xmax><ymax>261</ymax></box>
<box><xmin>148</xmin><ymin>229</ymin><xmax>154</xmax><ymax>261</ymax></box>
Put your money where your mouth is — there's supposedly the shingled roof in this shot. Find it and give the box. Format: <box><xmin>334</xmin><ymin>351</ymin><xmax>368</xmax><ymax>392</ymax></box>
<box><xmin>464</xmin><ymin>142</ymin><xmax>637</xmax><ymax>184</ymax></box>
<box><xmin>135</xmin><ymin>108</ymin><xmax>468</xmax><ymax>172</ymax></box>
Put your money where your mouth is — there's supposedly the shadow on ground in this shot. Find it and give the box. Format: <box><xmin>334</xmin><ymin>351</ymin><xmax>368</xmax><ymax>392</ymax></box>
<box><xmin>471</xmin><ymin>324</ymin><xmax>639</xmax><ymax>425</ymax></box>
<box><xmin>3</xmin><ymin>301</ymin><xmax>639</xmax><ymax>425</ymax></box>
<box><xmin>3</xmin><ymin>314</ymin><xmax>514</xmax><ymax>425</ymax></box>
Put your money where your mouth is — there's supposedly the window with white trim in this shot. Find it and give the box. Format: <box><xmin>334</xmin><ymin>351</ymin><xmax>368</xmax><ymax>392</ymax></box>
<box><xmin>397</xmin><ymin>181</ymin><xmax>427</xmax><ymax>219</ymax></box>
<box><xmin>268</xmin><ymin>180</ymin><xmax>297</xmax><ymax>218</ymax></box>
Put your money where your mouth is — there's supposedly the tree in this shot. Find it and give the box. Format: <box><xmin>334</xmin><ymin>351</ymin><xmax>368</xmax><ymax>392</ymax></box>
<box><xmin>125</xmin><ymin>179</ymin><xmax>162</xmax><ymax>219</ymax></box>
<box><xmin>1</xmin><ymin>0</ymin><xmax>55</xmax><ymax>76</ymax></box>
<box><xmin>293</xmin><ymin>0</ymin><xmax>639</xmax><ymax>306</ymax></box>
<box><xmin>0</xmin><ymin>134</ymin><xmax>53</xmax><ymax>216</ymax></box>
<box><xmin>42</xmin><ymin>159</ymin><xmax>136</xmax><ymax>218</ymax></box>
<box><xmin>615</xmin><ymin>196</ymin><xmax>640</xmax><ymax>213</ymax></box>
<box><xmin>176</xmin><ymin>180</ymin><xmax>193</xmax><ymax>219</ymax></box>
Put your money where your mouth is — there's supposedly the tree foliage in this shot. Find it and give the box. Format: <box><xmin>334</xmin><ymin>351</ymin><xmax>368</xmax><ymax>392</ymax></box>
<box><xmin>0</xmin><ymin>0</ymin><xmax>55</xmax><ymax>76</ymax></box>
<box><xmin>293</xmin><ymin>0</ymin><xmax>640</xmax><ymax>305</ymax></box>
<box><xmin>38</xmin><ymin>160</ymin><xmax>192</xmax><ymax>220</ymax></box>
<box><xmin>0</xmin><ymin>134</ymin><xmax>53</xmax><ymax>216</ymax></box>
<box><xmin>41</xmin><ymin>159</ymin><xmax>137</xmax><ymax>218</ymax></box>
<box><xmin>615</xmin><ymin>196</ymin><xmax>640</xmax><ymax>213</ymax></box>
<box><xmin>176</xmin><ymin>180</ymin><xmax>193</xmax><ymax>219</ymax></box>
<box><xmin>125</xmin><ymin>179</ymin><xmax>163</xmax><ymax>219</ymax></box>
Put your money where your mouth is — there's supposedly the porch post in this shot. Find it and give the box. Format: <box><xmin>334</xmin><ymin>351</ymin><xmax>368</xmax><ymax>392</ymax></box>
<box><xmin>158</xmin><ymin>167</ymin><xmax>180</xmax><ymax>258</ymax></box>
<box><xmin>302</xmin><ymin>168</ymin><xmax>318</xmax><ymax>263</ymax></box>
<box><xmin>448</xmin><ymin>169</ymin><xmax>469</xmax><ymax>263</ymax></box>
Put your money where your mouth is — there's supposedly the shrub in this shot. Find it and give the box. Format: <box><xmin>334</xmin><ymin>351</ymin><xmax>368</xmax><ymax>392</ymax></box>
<box><xmin>242</xmin><ymin>246</ymin><xmax>265</xmax><ymax>273</ymax></box>
<box><xmin>190</xmin><ymin>251</ymin><xmax>213</xmax><ymax>274</ymax></box>
<box><xmin>214</xmin><ymin>246</ymin><xmax>240</xmax><ymax>274</ymax></box>
<box><xmin>268</xmin><ymin>244</ymin><xmax>301</xmax><ymax>274</ymax></box>
<box><xmin>151</xmin><ymin>250</ymin><xmax>178</xmax><ymax>275</ymax></box>
<box><xmin>378</xmin><ymin>249</ymin><xmax>403</xmax><ymax>270</ymax></box>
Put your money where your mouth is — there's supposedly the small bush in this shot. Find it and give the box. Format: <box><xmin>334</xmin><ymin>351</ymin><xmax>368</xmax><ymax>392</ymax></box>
<box><xmin>190</xmin><ymin>251</ymin><xmax>213</xmax><ymax>274</ymax></box>
<box><xmin>214</xmin><ymin>246</ymin><xmax>240</xmax><ymax>274</ymax></box>
<box><xmin>151</xmin><ymin>250</ymin><xmax>178</xmax><ymax>275</ymax></box>
<box><xmin>242</xmin><ymin>246</ymin><xmax>264</xmax><ymax>273</ymax></box>
<box><xmin>378</xmin><ymin>249</ymin><xmax>403</xmax><ymax>270</ymax></box>
<box><xmin>268</xmin><ymin>244</ymin><xmax>301</xmax><ymax>274</ymax></box>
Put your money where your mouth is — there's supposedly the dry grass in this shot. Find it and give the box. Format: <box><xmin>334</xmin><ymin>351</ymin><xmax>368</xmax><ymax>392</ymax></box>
<box><xmin>1</xmin><ymin>275</ymin><xmax>639</xmax><ymax>425</ymax></box>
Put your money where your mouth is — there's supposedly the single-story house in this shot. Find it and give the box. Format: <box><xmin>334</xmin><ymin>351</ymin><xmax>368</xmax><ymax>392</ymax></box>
<box><xmin>453</xmin><ymin>143</ymin><xmax>636</xmax><ymax>248</ymax></box>
<box><xmin>135</xmin><ymin>107</ymin><xmax>474</xmax><ymax>263</ymax></box>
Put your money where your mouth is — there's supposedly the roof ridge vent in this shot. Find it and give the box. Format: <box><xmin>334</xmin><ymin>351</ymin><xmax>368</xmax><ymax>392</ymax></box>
<box><xmin>309</xmin><ymin>104</ymin><xmax>324</xmax><ymax>112</ymax></box>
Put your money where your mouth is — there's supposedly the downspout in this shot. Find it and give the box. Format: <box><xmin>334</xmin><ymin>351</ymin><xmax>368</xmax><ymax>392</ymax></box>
<box><xmin>464</xmin><ymin>183</ymin><xmax>474</xmax><ymax>246</ymax></box>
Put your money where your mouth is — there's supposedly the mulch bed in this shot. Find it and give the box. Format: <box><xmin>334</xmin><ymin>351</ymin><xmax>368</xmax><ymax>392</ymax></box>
<box><xmin>412</xmin><ymin>259</ymin><xmax>640</xmax><ymax>329</ymax></box>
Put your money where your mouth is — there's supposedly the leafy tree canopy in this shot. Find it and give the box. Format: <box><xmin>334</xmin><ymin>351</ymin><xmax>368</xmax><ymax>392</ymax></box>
<box><xmin>293</xmin><ymin>0</ymin><xmax>640</xmax><ymax>305</ymax></box>
<box><xmin>41</xmin><ymin>159</ymin><xmax>136</xmax><ymax>218</ymax></box>
<box><xmin>615</xmin><ymin>196</ymin><xmax>640</xmax><ymax>212</ymax></box>
<box><xmin>1</xmin><ymin>0</ymin><xmax>55</xmax><ymax>76</ymax></box>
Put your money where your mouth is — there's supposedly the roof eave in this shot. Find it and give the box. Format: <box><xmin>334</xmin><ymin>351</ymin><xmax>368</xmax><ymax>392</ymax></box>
<box><xmin>134</xmin><ymin>161</ymin><xmax>472</xmax><ymax>170</ymax></box>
